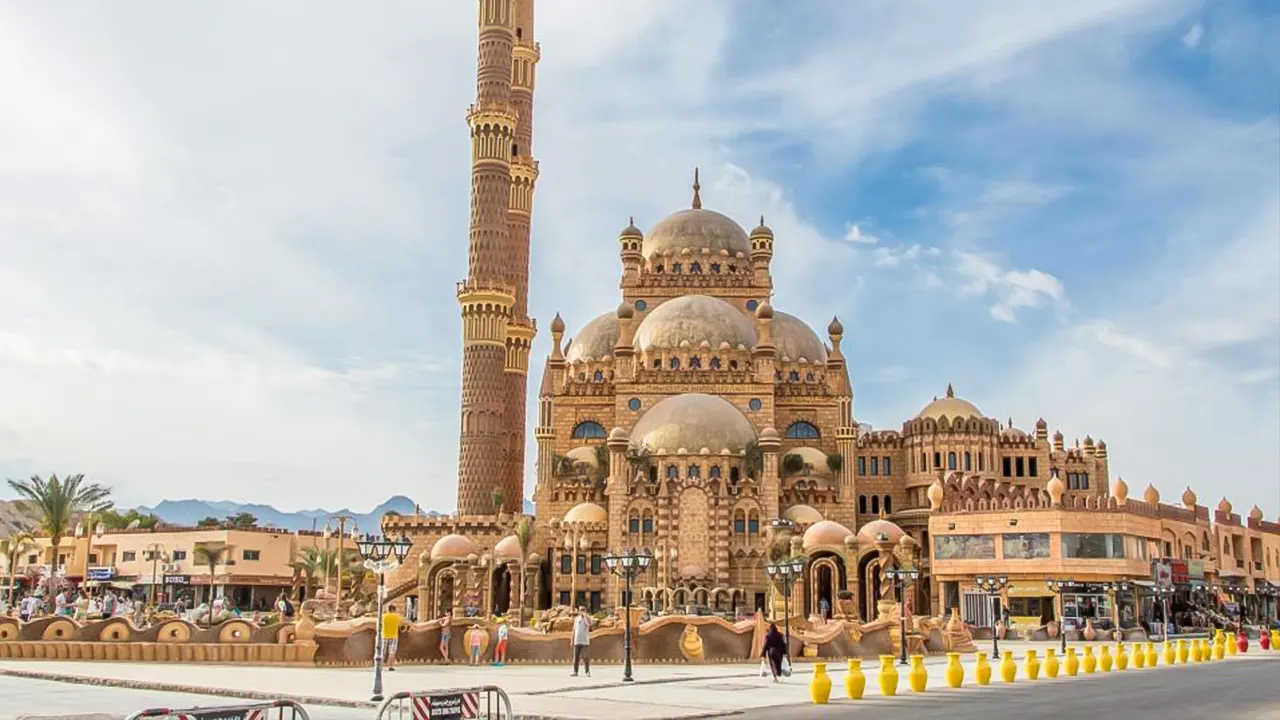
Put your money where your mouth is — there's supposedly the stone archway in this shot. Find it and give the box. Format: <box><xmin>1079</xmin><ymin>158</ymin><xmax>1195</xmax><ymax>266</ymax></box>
<box><xmin>857</xmin><ymin>553</ymin><xmax>881</xmax><ymax>621</ymax></box>
<box><xmin>432</xmin><ymin>568</ymin><xmax>457</xmax><ymax>617</ymax></box>
<box><xmin>491</xmin><ymin>564</ymin><xmax>512</xmax><ymax>616</ymax></box>
<box><xmin>807</xmin><ymin>554</ymin><xmax>845</xmax><ymax>619</ymax></box>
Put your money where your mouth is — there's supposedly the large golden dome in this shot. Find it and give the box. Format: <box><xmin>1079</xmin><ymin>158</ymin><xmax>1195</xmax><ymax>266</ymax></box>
<box><xmin>643</xmin><ymin>208</ymin><xmax>751</xmax><ymax>259</ymax></box>
<box><xmin>915</xmin><ymin>384</ymin><xmax>983</xmax><ymax>421</ymax></box>
<box><xmin>630</xmin><ymin>393</ymin><xmax>758</xmax><ymax>453</ymax></box>
<box><xmin>634</xmin><ymin>295</ymin><xmax>757</xmax><ymax>351</ymax></box>
<box><xmin>772</xmin><ymin>311</ymin><xmax>828</xmax><ymax>363</ymax></box>
<box><xmin>565</xmin><ymin>312</ymin><xmax>619</xmax><ymax>363</ymax></box>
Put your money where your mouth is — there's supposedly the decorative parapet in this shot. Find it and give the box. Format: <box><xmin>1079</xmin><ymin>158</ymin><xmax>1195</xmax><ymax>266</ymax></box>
<box><xmin>0</xmin><ymin>616</ymin><xmax>314</xmax><ymax>664</ymax></box>
<box><xmin>456</xmin><ymin>280</ymin><xmax>515</xmax><ymax>347</ymax></box>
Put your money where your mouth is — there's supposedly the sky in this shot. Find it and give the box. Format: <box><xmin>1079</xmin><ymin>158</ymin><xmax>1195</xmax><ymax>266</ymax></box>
<box><xmin>0</xmin><ymin>0</ymin><xmax>1277</xmax><ymax>517</ymax></box>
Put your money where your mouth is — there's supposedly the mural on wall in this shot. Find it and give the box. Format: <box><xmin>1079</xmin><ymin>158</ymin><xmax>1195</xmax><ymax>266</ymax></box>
<box><xmin>1002</xmin><ymin>533</ymin><xmax>1051</xmax><ymax>559</ymax></box>
<box><xmin>933</xmin><ymin>534</ymin><xmax>996</xmax><ymax>560</ymax></box>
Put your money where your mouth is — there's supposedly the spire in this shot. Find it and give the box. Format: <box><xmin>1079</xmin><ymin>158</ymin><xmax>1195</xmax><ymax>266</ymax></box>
<box><xmin>945</xmin><ymin>383</ymin><xmax>954</xmax><ymax>398</ymax></box>
<box><xmin>692</xmin><ymin>167</ymin><xmax>702</xmax><ymax>209</ymax></box>
<box><xmin>760</xmin><ymin>214</ymin><xmax>765</xmax><ymax>226</ymax></box>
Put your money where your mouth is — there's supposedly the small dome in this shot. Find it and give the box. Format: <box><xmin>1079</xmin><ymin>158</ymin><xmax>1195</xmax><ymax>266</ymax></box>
<box><xmin>634</xmin><ymin>295</ymin><xmax>757</xmax><ymax>351</ymax></box>
<box><xmin>565</xmin><ymin>312</ymin><xmax>620</xmax><ymax>363</ymax></box>
<box><xmin>493</xmin><ymin>535</ymin><xmax>522</xmax><ymax>561</ymax></box>
<box><xmin>616</xmin><ymin>301</ymin><xmax>634</xmax><ymax>319</ymax></box>
<box><xmin>1046</xmin><ymin>471</ymin><xmax>1065</xmax><ymax>505</ymax></box>
<box><xmin>630</xmin><ymin>393</ymin><xmax>758</xmax><ymax>453</ymax></box>
<box><xmin>1035</xmin><ymin>418</ymin><xmax>1048</xmax><ymax>429</ymax></box>
<box><xmin>564</xmin><ymin>502</ymin><xmax>608</xmax><ymax>525</ymax></box>
<box><xmin>858</xmin><ymin>518</ymin><xmax>905</xmax><ymax>546</ymax></box>
<box><xmin>803</xmin><ymin>520</ymin><xmax>853</xmax><ymax>550</ymax></box>
<box><xmin>431</xmin><ymin>534</ymin><xmax>476</xmax><ymax>562</ymax></box>
<box><xmin>750</xmin><ymin>216</ymin><xmax>773</xmax><ymax>238</ymax></box>
<box><xmin>1083</xmin><ymin>435</ymin><xmax>1095</xmax><ymax>446</ymax></box>
<box><xmin>1143</xmin><ymin>484</ymin><xmax>1160</xmax><ymax>505</ymax></box>
<box><xmin>916</xmin><ymin>384</ymin><xmax>982</xmax><ymax>422</ymax></box>
<box><xmin>608</xmin><ymin>427</ymin><xmax>629</xmax><ymax>442</ymax></box>
<box><xmin>827</xmin><ymin>316</ymin><xmax>844</xmax><ymax>337</ymax></box>
<box><xmin>756</xmin><ymin>300</ymin><xmax>774</xmax><ymax>320</ymax></box>
<box><xmin>1217</xmin><ymin>497</ymin><xmax>1232</xmax><ymax>515</ymax></box>
<box><xmin>782</xmin><ymin>504</ymin><xmax>823</xmax><ymax>525</ymax></box>
<box><xmin>1248</xmin><ymin>505</ymin><xmax>1263</xmax><ymax>521</ymax></box>
<box><xmin>1111</xmin><ymin>477</ymin><xmax>1129</xmax><ymax>503</ymax></box>
<box><xmin>759</xmin><ymin>427</ymin><xmax>780</xmax><ymax>441</ymax></box>
<box><xmin>783</xmin><ymin>446</ymin><xmax>831</xmax><ymax>477</ymax></box>
<box><xmin>773</xmin><ymin>311</ymin><xmax>828</xmax><ymax>363</ymax></box>
<box><xmin>551</xmin><ymin>313</ymin><xmax>565</xmax><ymax>334</ymax></box>
<box><xmin>644</xmin><ymin>208</ymin><xmax>751</xmax><ymax>259</ymax></box>
<box><xmin>927</xmin><ymin>480</ymin><xmax>944</xmax><ymax>510</ymax></box>
<box><xmin>565</xmin><ymin>446</ymin><xmax>600</xmax><ymax>470</ymax></box>
<box><xmin>620</xmin><ymin>218</ymin><xmax>643</xmax><ymax>239</ymax></box>
<box><xmin>1053</xmin><ymin>430</ymin><xmax>1064</xmax><ymax>441</ymax></box>
<box><xmin>1181</xmin><ymin>487</ymin><xmax>1197</xmax><ymax>508</ymax></box>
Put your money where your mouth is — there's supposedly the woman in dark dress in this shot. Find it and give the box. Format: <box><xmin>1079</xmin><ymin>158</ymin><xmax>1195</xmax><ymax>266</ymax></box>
<box><xmin>761</xmin><ymin>623</ymin><xmax>787</xmax><ymax>682</ymax></box>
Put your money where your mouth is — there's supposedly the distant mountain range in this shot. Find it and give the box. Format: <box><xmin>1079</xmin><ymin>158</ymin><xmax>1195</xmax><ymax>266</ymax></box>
<box><xmin>136</xmin><ymin>496</ymin><xmax>536</xmax><ymax>533</ymax></box>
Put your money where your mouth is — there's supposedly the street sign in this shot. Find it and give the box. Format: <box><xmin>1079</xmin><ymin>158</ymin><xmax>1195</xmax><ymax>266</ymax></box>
<box><xmin>409</xmin><ymin>692</ymin><xmax>480</xmax><ymax>719</ymax></box>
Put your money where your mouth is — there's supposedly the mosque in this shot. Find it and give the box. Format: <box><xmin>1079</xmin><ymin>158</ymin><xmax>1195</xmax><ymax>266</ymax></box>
<box><xmin>383</xmin><ymin>0</ymin><xmax>1280</xmax><ymax>634</ymax></box>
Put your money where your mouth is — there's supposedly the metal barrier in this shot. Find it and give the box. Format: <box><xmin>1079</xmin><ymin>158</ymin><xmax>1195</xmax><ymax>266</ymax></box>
<box><xmin>376</xmin><ymin>686</ymin><xmax>512</xmax><ymax>720</ymax></box>
<box><xmin>126</xmin><ymin>699</ymin><xmax>311</xmax><ymax>720</ymax></box>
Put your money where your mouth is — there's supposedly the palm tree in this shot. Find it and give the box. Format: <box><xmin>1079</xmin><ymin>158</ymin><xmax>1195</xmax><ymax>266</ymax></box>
<box><xmin>192</xmin><ymin>543</ymin><xmax>231</xmax><ymax>625</ymax></box>
<box><xmin>513</xmin><ymin>516</ymin><xmax>534</xmax><ymax>624</ymax></box>
<box><xmin>289</xmin><ymin>546</ymin><xmax>325</xmax><ymax>601</ymax></box>
<box><xmin>1</xmin><ymin>531</ymin><xmax>34</xmax><ymax>609</ymax></box>
<box><xmin>6</xmin><ymin>474</ymin><xmax>112</xmax><ymax>575</ymax></box>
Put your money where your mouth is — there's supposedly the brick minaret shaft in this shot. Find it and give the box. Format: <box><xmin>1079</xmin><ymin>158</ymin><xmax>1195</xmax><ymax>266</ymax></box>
<box><xmin>456</xmin><ymin>0</ymin><xmax>537</xmax><ymax>515</ymax></box>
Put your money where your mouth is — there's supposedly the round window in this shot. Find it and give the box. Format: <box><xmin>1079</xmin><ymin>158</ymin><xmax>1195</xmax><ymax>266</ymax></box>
<box><xmin>635</xmin><ymin>299</ymin><xmax>648</xmax><ymax>311</ymax></box>
<box><xmin>745</xmin><ymin>299</ymin><xmax>759</xmax><ymax>312</ymax></box>
<box><xmin>628</xmin><ymin>398</ymin><xmax>642</xmax><ymax>411</ymax></box>
<box><xmin>749</xmin><ymin>398</ymin><xmax>763</xmax><ymax>411</ymax></box>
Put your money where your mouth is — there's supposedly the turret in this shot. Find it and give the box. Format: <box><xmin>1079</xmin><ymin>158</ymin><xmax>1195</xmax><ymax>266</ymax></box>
<box><xmin>750</xmin><ymin>216</ymin><xmax>774</xmax><ymax>284</ymax></box>
<box><xmin>752</xmin><ymin>300</ymin><xmax>776</xmax><ymax>383</ymax></box>
<box><xmin>619</xmin><ymin>217</ymin><xmax>644</xmax><ymax>282</ymax></box>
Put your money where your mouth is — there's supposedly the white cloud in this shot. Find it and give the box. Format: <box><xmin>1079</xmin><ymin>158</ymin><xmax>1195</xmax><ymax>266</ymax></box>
<box><xmin>843</xmin><ymin>223</ymin><xmax>880</xmax><ymax>244</ymax></box>
<box><xmin>1182</xmin><ymin>22</ymin><xmax>1205</xmax><ymax>49</ymax></box>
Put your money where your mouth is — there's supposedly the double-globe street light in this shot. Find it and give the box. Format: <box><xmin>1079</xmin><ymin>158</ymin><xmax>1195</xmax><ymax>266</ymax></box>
<box><xmin>885</xmin><ymin>567</ymin><xmax>920</xmax><ymax>666</ymax></box>
<box><xmin>354</xmin><ymin>533</ymin><xmax>412</xmax><ymax>703</ymax></box>
<box><xmin>603</xmin><ymin>548</ymin><xmax>654</xmax><ymax>683</ymax></box>
<box><xmin>975</xmin><ymin>575</ymin><xmax>1010</xmax><ymax>657</ymax></box>
<box><xmin>765</xmin><ymin>557</ymin><xmax>805</xmax><ymax>660</ymax></box>
<box><xmin>1045</xmin><ymin>578</ymin><xmax>1075</xmax><ymax>654</ymax></box>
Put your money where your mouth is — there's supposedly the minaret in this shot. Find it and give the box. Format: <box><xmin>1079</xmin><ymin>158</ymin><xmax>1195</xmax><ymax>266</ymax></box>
<box><xmin>456</xmin><ymin>0</ymin><xmax>524</xmax><ymax>515</ymax></box>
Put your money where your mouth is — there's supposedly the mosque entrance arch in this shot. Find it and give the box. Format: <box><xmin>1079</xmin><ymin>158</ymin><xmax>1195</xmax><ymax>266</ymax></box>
<box><xmin>491</xmin><ymin>564</ymin><xmax>512</xmax><ymax>616</ymax></box>
<box><xmin>857</xmin><ymin>553</ymin><xmax>882</xmax><ymax>621</ymax></box>
<box><xmin>806</xmin><ymin>553</ymin><xmax>845</xmax><ymax>619</ymax></box>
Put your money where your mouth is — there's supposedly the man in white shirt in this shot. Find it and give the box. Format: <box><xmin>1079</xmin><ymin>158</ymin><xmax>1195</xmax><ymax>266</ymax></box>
<box><xmin>570</xmin><ymin>608</ymin><xmax>591</xmax><ymax>677</ymax></box>
<box><xmin>20</xmin><ymin>593</ymin><xmax>39</xmax><ymax>622</ymax></box>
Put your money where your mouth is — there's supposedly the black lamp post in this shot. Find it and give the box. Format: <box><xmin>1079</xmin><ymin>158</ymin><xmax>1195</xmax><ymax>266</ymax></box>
<box><xmin>765</xmin><ymin>557</ymin><xmax>805</xmax><ymax>658</ymax></box>
<box><xmin>1153</xmin><ymin>584</ymin><xmax>1175</xmax><ymax>641</ymax></box>
<box><xmin>1045</xmin><ymin>578</ymin><xmax>1074</xmax><ymax>654</ymax></box>
<box><xmin>354</xmin><ymin>533</ymin><xmax>412</xmax><ymax>702</ymax></box>
<box><xmin>604</xmin><ymin>547</ymin><xmax>653</xmax><ymax>683</ymax></box>
<box><xmin>885</xmin><ymin>567</ymin><xmax>920</xmax><ymax>666</ymax></box>
<box><xmin>975</xmin><ymin>575</ymin><xmax>1010</xmax><ymax>657</ymax></box>
<box><xmin>1108</xmin><ymin>580</ymin><xmax>1133</xmax><ymax>635</ymax></box>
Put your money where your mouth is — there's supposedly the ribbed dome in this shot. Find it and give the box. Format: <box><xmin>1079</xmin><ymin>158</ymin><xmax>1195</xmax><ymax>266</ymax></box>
<box><xmin>772</xmin><ymin>311</ymin><xmax>828</xmax><ymax>363</ymax></box>
<box><xmin>916</xmin><ymin>384</ymin><xmax>982</xmax><ymax>421</ymax></box>
<box><xmin>565</xmin><ymin>312</ymin><xmax>620</xmax><ymax>363</ymax></box>
<box><xmin>634</xmin><ymin>295</ymin><xmax>757</xmax><ymax>351</ymax></box>
<box><xmin>630</xmin><ymin>393</ymin><xmax>758</xmax><ymax>453</ymax></box>
<box><xmin>644</xmin><ymin>208</ymin><xmax>751</xmax><ymax>259</ymax></box>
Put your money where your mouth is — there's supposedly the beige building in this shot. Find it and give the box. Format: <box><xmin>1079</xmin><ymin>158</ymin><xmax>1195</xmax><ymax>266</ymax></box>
<box><xmin>8</xmin><ymin>525</ymin><xmax>324</xmax><ymax>610</ymax></box>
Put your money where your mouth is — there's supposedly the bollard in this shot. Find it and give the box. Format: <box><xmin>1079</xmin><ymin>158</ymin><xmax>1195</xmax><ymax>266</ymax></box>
<box><xmin>1064</xmin><ymin>647</ymin><xmax>1079</xmax><ymax>676</ymax></box>
<box><xmin>1131</xmin><ymin>642</ymin><xmax>1144</xmax><ymax>669</ymax></box>
<box><xmin>1226</xmin><ymin>632</ymin><xmax>1238</xmax><ymax>656</ymax></box>
<box><xmin>1260</xmin><ymin>631</ymin><xmax>1270</xmax><ymax>651</ymax></box>
<box><xmin>1000</xmin><ymin>650</ymin><xmax>1017</xmax><ymax>683</ymax></box>
<box><xmin>945</xmin><ymin>652</ymin><xmax>964</xmax><ymax>689</ymax></box>
<box><xmin>878</xmin><ymin>655</ymin><xmax>899</xmax><ymax>697</ymax></box>
<box><xmin>1044</xmin><ymin>648</ymin><xmax>1060</xmax><ymax>679</ymax></box>
<box><xmin>1145</xmin><ymin>641</ymin><xmax>1157</xmax><ymax>668</ymax></box>
<box><xmin>1082</xmin><ymin>645</ymin><xmax>1097</xmax><ymax>674</ymax></box>
<box><xmin>1270</xmin><ymin>630</ymin><xmax>1279</xmax><ymax>651</ymax></box>
<box><xmin>1213</xmin><ymin>635</ymin><xmax>1225</xmax><ymax>661</ymax></box>
<box><xmin>1177</xmin><ymin>638</ymin><xmax>1190</xmax><ymax>664</ymax></box>
<box><xmin>1236</xmin><ymin>630</ymin><xmax>1249</xmax><ymax>654</ymax></box>
<box><xmin>975</xmin><ymin>652</ymin><xmax>992</xmax><ymax>686</ymax></box>
<box><xmin>1115</xmin><ymin>643</ymin><xmax>1128</xmax><ymax>671</ymax></box>
<box><xmin>1195</xmin><ymin>639</ymin><xmax>1207</xmax><ymax>662</ymax></box>
<box><xmin>810</xmin><ymin>662</ymin><xmax>832</xmax><ymax>704</ymax></box>
<box><xmin>845</xmin><ymin>658</ymin><xmax>866</xmax><ymax>700</ymax></box>
<box><xmin>1025</xmin><ymin>649</ymin><xmax>1040</xmax><ymax>681</ymax></box>
<box><xmin>1162</xmin><ymin>641</ymin><xmax>1175</xmax><ymax>666</ymax></box>
<box><xmin>1099</xmin><ymin>645</ymin><xmax>1113</xmax><ymax>672</ymax></box>
<box><xmin>908</xmin><ymin>655</ymin><xmax>928</xmax><ymax>693</ymax></box>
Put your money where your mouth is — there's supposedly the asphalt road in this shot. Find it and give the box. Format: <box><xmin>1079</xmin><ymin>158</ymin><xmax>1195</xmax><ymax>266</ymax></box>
<box><xmin>743</xmin><ymin>657</ymin><xmax>1280</xmax><ymax>720</ymax></box>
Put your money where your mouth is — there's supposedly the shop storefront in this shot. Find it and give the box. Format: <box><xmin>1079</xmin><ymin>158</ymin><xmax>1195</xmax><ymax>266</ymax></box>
<box><xmin>1007</xmin><ymin>585</ymin><xmax>1055</xmax><ymax>629</ymax></box>
<box><xmin>1061</xmin><ymin>584</ymin><xmax>1114</xmax><ymax>633</ymax></box>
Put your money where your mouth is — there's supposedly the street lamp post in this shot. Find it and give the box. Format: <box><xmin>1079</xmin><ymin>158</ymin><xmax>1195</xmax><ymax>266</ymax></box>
<box><xmin>1153</xmin><ymin>584</ymin><xmax>1175</xmax><ymax>641</ymax></box>
<box><xmin>885</xmin><ymin>567</ymin><xmax>921</xmax><ymax>666</ymax></box>
<box><xmin>145</xmin><ymin>543</ymin><xmax>168</xmax><ymax>609</ymax></box>
<box><xmin>975</xmin><ymin>575</ymin><xmax>1010</xmax><ymax>657</ymax></box>
<box><xmin>1045</xmin><ymin>578</ymin><xmax>1073</xmax><ymax>654</ymax></box>
<box><xmin>354</xmin><ymin>533</ymin><xmax>412</xmax><ymax>703</ymax></box>
<box><xmin>765</xmin><ymin>557</ymin><xmax>805</xmax><ymax>660</ymax></box>
<box><xmin>1108</xmin><ymin>580</ymin><xmax>1133</xmax><ymax>634</ymax></box>
<box><xmin>323</xmin><ymin>515</ymin><xmax>358</xmax><ymax>612</ymax></box>
<box><xmin>603</xmin><ymin>548</ymin><xmax>654</xmax><ymax>683</ymax></box>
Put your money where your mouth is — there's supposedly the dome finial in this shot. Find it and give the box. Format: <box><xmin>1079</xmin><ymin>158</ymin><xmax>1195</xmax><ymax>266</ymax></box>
<box><xmin>945</xmin><ymin>383</ymin><xmax>954</xmax><ymax>398</ymax></box>
<box><xmin>692</xmin><ymin>167</ymin><xmax>702</xmax><ymax>209</ymax></box>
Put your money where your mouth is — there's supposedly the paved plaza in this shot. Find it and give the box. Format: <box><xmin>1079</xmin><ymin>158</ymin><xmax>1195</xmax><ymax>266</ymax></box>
<box><xmin>1</xmin><ymin>643</ymin><xmax>1276</xmax><ymax>719</ymax></box>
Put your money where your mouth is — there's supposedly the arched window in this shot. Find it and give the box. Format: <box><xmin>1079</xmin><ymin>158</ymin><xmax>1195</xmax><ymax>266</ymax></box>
<box><xmin>805</xmin><ymin>372</ymin><xmax>815</xmax><ymax>382</ymax></box>
<box><xmin>669</xmin><ymin>356</ymin><xmax>681</xmax><ymax>369</ymax></box>
<box><xmin>648</xmin><ymin>466</ymin><xmax>658</xmax><ymax>483</ymax></box>
<box><xmin>785</xmin><ymin>421</ymin><xmax>821</xmax><ymax>440</ymax></box>
<box><xmin>729</xmin><ymin>359</ymin><xmax>739</xmax><ymax>370</ymax></box>
<box><xmin>947</xmin><ymin>452</ymin><xmax>957</xmax><ymax>470</ymax></box>
<box><xmin>628</xmin><ymin>513</ymin><xmax>640</xmax><ymax>534</ymax></box>
<box><xmin>729</xmin><ymin>467</ymin><xmax>740</xmax><ymax>484</ymax></box>
<box><xmin>734</xmin><ymin>511</ymin><xmax>746</xmax><ymax>535</ymax></box>
<box><xmin>859</xmin><ymin>495</ymin><xmax>867</xmax><ymax>514</ymax></box>
<box><xmin>671</xmin><ymin>262</ymin><xmax>682</xmax><ymax>274</ymax></box>
<box><xmin>788</xmin><ymin>370</ymin><xmax>801</xmax><ymax>382</ymax></box>
<box><xmin>711</xmin><ymin>263</ymin><xmax>721</xmax><ymax>274</ymax></box>
<box><xmin>571</xmin><ymin>421</ymin><xmax>607</xmax><ymax>439</ymax></box>
<box><xmin>710</xmin><ymin>357</ymin><xmax>722</xmax><ymax>369</ymax></box>
<box><xmin>883</xmin><ymin>495</ymin><xmax>892</xmax><ymax>514</ymax></box>
<box><xmin>666</xmin><ymin>465</ymin><xmax>679</xmax><ymax>479</ymax></box>
<box><xmin>652</xmin><ymin>357</ymin><xmax>662</xmax><ymax>368</ymax></box>
<box><xmin>964</xmin><ymin>452</ymin><xmax>972</xmax><ymax>471</ymax></box>
<box><xmin>654</xmin><ymin>264</ymin><xmax>664</xmax><ymax>274</ymax></box>
<box><xmin>710</xmin><ymin>466</ymin><xmax>722</xmax><ymax>479</ymax></box>
<box><xmin>688</xmin><ymin>464</ymin><xmax>700</xmax><ymax>478</ymax></box>
<box><xmin>690</xmin><ymin>262</ymin><xmax>702</xmax><ymax>274</ymax></box>
<box><xmin>690</xmin><ymin>356</ymin><xmax>702</xmax><ymax>369</ymax></box>
<box><xmin>871</xmin><ymin>496</ymin><xmax>880</xmax><ymax>514</ymax></box>
<box><xmin>592</xmin><ymin>370</ymin><xmax>603</xmax><ymax>382</ymax></box>
<box><xmin>642</xmin><ymin>513</ymin><xmax>653</xmax><ymax>534</ymax></box>
<box><xmin>748</xmin><ymin>512</ymin><xmax>760</xmax><ymax>535</ymax></box>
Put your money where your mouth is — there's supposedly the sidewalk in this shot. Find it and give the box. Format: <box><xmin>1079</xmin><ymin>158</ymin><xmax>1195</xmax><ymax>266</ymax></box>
<box><xmin>2</xmin><ymin>644</ymin><xmax>1274</xmax><ymax>720</ymax></box>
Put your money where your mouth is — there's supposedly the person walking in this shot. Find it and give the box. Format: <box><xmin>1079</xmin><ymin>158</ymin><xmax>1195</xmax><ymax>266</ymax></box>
<box><xmin>381</xmin><ymin>603</ymin><xmax>403</xmax><ymax>672</ymax></box>
<box><xmin>439</xmin><ymin>614</ymin><xmax>452</xmax><ymax>663</ymax></box>
<box><xmin>761</xmin><ymin>622</ymin><xmax>787</xmax><ymax>683</ymax></box>
<box><xmin>570</xmin><ymin>608</ymin><xmax>591</xmax><ymax>677</ymax></box>
<box><xmin>19</xmin><ymin>593</ymin><xmax>38</xmax><ymax>622</ymax></box>
<box><xmin>493</xmin><ymin>617</ymin><xmax>509</xmax><ymax>666</ymax></box>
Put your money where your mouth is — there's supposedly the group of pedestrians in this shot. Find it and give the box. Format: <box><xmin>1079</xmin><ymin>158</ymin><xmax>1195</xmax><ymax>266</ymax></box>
<box><xmin>7</xmin><ymin>588</ymin><xmax>145</xmax><ymax>624</ymax></box>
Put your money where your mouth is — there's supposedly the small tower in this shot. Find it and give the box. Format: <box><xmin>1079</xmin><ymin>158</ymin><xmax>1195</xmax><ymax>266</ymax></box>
<box><xmin>618</xmin><ymin>217</ymin><xmax>644</xmax><ymax>284</ymax></box>
<box><xmin>752</xmin><ymin>300</ymin><xmax>777</xmax><ymax>384</ymax></box>
<box><xmin>750</xmin><ymin>216</ymin><xmax>774</xmax><ymax>285</ymax></box>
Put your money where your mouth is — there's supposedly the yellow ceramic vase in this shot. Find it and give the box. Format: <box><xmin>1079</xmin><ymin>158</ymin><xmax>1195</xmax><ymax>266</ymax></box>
<box><xmin>879</xmin><ymin>655</ymin><xmax>899</xmax><ymax>697</ymax></box>
<box><xmin>1064</xmin><ymin>647</ymin><xmax>1079</xmax><ymax>676</ymax></box>
<box><xmin>1082</xmin><ymin>646</ymin><xmax>1097</xmax><ymax>674</ymax></box>
<box><xmin>1213</xmin><ymin>638</ymin><xmax>1225</xmax><ymax>661</ymax></box>
<box><xmin>1099</xmin><ymin>645</ymin><xmax>1113</xmax><ymax>672</ymax></box>
<box><xmin>810</xmin><ymin>662</ymin><xmax>832</xmax><ymax>704</ymax></box>
<box><xmin>1162</xmin><ymin>641</ymin><xmax>1175</xmax><ymax>666</ymax></box>
<box><xmin>945</xmin><ymin>652</ymin><xmax>964</xmax><ymax>688</ymax></box>
<box><xmin>1044</xmin><ymin>648</ymin><xmax>1059</xmax><ymax>678</ymax></box>
<box><xmin>1226</xmin><ymin>635</ymin><xmax>1237</xmax><ymax>656</ymax></box>
<box><xmin>908</xmin><ymin>655</ymin><xmax>928</xmax><ymax>693</ymax></box>
<box><xmin>1145</xmin><ymin>642</ymin><xmax>1157</xmax><ymax>667</ymax></box>
<box><xmin>1177</xmin><ymin>639</ymin><xmax>1190</xmax><ymax>664</ymax></box>
<box><xmin>1115</xmin><ymin>643</ymin><xmax>1128</xmax><ymax>671</ymax></box>
<box><xmin>1271</xmin><ymin>630</ymin><xmax>1279</xmax><ymax>651</ymax></box>
<box><xmin>975</xmin><ymin>652</ymin><xmax>992</xmax><ymax>686</ymax></box>
<box><xmin>1000</xmin><ymin>650</ymin><xmax>1017</xmax><ymax>683</ymax></box>
<box><xmin>1195</xmin><ymin>639</ymin><xmax>1207</xmax><ymax>662</ymax></box>
<box><xmin>1024</xmin><ymin>650</ymin><xmax>1040</xmax><ymax>680</ymax></box>
<box><xmin>845</xmin><ymin>658</ymin><xmax>866</xmax><ymax>700</ymax></box>
<box><xmin>1131</xmin><ymin>643</ymin><xmax>1144</xmax><ymax>669</ymax></box>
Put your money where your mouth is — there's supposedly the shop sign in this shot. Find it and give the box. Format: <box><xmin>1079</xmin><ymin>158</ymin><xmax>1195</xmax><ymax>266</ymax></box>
<box><xmin>163</xmin><ymin>575</ymin><xmax>190</xmax><ymax>585</ymax></box>
<box><xmin>1170</xmin><ymin>559</ymin><xmax>1190</xmax><ymax>584</ymax></box>
<box><xmin>86</xmin><ymin>567</ymin><xmax>114</xmax><ymax>582</ymax></box>
<box><xmin>1187</xmin><ymin>559</ymin><xmax>1205</xmax><ymax>578</ymax></box>
<box><xmin>1151</xmin><ymin>561</ymin><xmax>1172</xmax><ymax>586</ymax></box>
